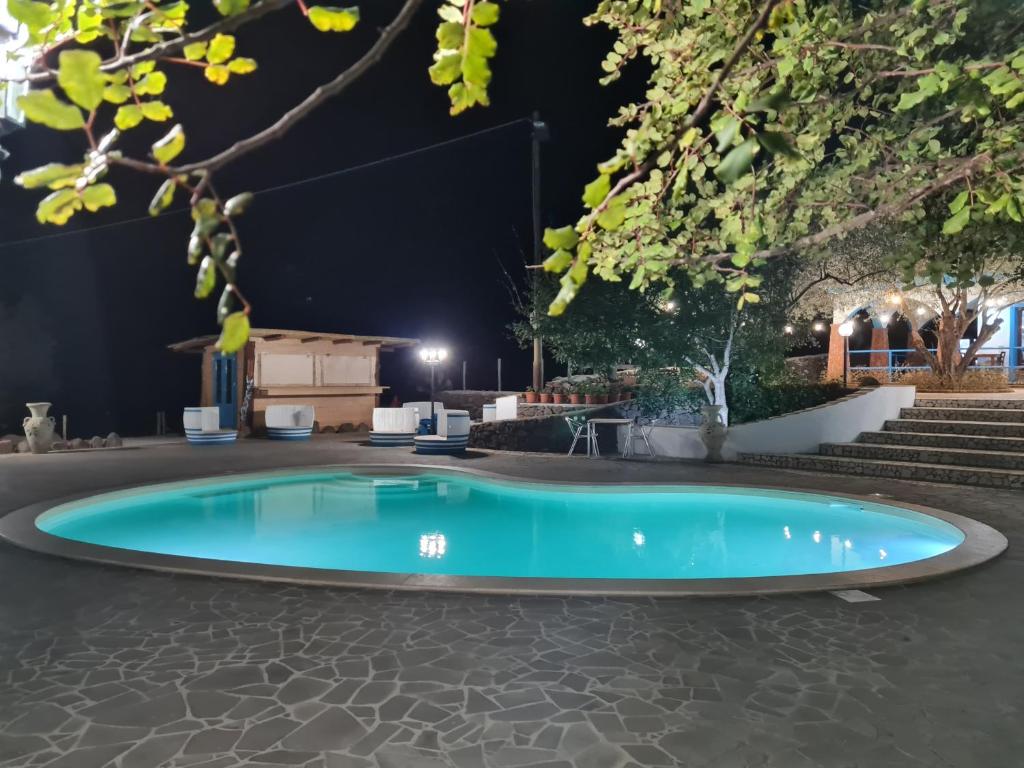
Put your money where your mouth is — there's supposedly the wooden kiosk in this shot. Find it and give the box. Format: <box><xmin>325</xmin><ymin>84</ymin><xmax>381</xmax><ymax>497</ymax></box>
<box><xmin>169</xmin><ymin>328</ymin><xmax>418</xmax><ymax>433</ymax></box>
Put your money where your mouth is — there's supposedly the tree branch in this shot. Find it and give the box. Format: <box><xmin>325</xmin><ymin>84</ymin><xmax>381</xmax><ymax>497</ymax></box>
<box><xmin>694</xmin><ymin>152</ymin><xmax>999</xmax><ymax>268</ymax></box>
<box><xmin>111</xmin><ymin>0</ymin><xmax>422</xmax><ymax>178</ymax></box>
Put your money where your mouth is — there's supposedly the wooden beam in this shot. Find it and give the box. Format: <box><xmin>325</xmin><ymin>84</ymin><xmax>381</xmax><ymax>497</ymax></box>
<box><xmin>261</xmin><ymin>334</ymin><xmax>285</xmax><ymax>341</ymax></box>
<box><xmin>300</xmin><ymin>336</ymin><xmax>323</xmax><ymax>344</ymax></box>
<box><xmin>331</xmin><ymin>338</ymin><xmax>355</xmax><ymax>345</ymax></box>
<box><xmin>361</xmin><ymin>340</ymin><xmax>379</xmax><ymax>346</ymax></box>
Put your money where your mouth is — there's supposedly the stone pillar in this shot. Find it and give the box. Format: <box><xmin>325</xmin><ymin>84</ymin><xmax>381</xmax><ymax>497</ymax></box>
<box><xmin>868</xmin><ymin>327</ymin><xmax>890</xmax><ymax>380</ymax></box>
<box><xmin>826</xmin><ymin>323</ymin><xmax>846</xmax><ymax>381</ymax></box>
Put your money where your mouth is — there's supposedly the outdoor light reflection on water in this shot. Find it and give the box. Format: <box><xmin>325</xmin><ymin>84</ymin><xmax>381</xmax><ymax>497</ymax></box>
<box><xmin>419</xmin><ymin>533</ymin><xmax>447</xmax><ymax>559</ymax></box>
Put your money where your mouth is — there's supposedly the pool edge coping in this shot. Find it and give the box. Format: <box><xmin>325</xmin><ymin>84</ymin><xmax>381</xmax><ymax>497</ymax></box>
<box><xmin>0</xmin><ymin>463</ymin><xmax>1008</xmax><ymax>597</ymax></box>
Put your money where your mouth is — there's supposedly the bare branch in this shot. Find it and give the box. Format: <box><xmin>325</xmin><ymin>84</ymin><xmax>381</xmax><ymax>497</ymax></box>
<box><xmin>111</xmin><ymin>0</ymin><xmax>423</xmax><ymax>178</ymax></box>
<box><xmin>23</xmin><ymin>0</ymin><xmax>297</xmax><ymax>83</ymax></box>
<box><xmin>694</xmin><ymin>152</ymin><xmax>1000</xmax><ymax>268</ymax></box>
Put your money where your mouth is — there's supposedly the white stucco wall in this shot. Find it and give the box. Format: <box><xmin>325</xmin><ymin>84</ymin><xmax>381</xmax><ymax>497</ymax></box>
<box><xmin>619</xmin><ymin>385</ymin><xmax>916</xmax><ymax>461</ymax></box>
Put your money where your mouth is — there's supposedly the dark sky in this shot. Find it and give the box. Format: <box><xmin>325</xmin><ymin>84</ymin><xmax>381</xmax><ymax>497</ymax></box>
<box><xmin>0</xmin><ymin>1</ymin><xmax>639</xmax><ymax>435</ymax></box>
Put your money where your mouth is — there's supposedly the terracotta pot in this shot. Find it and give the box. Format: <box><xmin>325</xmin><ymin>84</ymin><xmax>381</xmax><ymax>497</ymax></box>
<box><xmin>552</xmin><ymin>393</ymin><xmax>565</xmax><ymax>404</ymax></box>
<box><xmin>622</xmin><ymin>391</ymin><xmax>633</xmax><ymax>401</ymax></box>
<box><xmin>584</xmin><ymin>394</ymin><xmax>596</xmax><ymax>405</ymax></box>
<box><xmin>539</xmin><ymin>393</ymin><xmax>552</xmax><ymax>403</ymax></box>
<box><xmin>596</xmin><ymin>394</ymin><xmax>608</xmax><ymax>404</ymax></box>
<box><xmin>524</xmin><ymin>391</ymin><xmax>539</xmax><ymax>403</ymax></box>
<box><xmin>569</xmin><ymin>394</ymin><xmax>582</xmax><ymax>405</ymax></box>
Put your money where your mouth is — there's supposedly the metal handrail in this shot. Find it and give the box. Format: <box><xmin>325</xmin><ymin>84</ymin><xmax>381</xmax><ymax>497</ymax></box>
<box><xmin>846</xmin><ymin>345</ymin><xmax>1023</xmax><ymax>377</ymax></box>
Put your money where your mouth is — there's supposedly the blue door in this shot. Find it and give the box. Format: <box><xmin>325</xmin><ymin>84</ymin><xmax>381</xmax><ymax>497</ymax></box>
<box><xmin>212</xmin><ymin>352</ymin><xmax>237</xmax><ymax>428</ymax></box>
<box><xmin>1012</xmin><ymin>304</ymin><xmax>1024</xmax><ymax>383</ymax></box>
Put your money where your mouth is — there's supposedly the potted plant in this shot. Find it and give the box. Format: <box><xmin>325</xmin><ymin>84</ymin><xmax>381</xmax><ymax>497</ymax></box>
<box><xmin>524</xmin><ymin>386</ymin><xmax>539</xmax><ymax>404</ymax></box>
<box><xmin>591</xmin><ymin>382</ymin><xmax>607</xmax><ymax>405</ymax></box>
<box><xmin>583</xmin><ymin>382</ymin><xmax>597</xmax><ymax>406</ymax></box>
<box><xmin>539</xmin><ymin>386</ymin><xmax>553</xmax><ymax>404</ymax></box>
<box><xmin>552</xmin><ymin>386</ymin><xmax>566</xmax><ymax>405</ymax></box>
<box><xmin>567</xmin><ymin>384</ymin><xmax>582</xmax><ymax>405</ymax></box>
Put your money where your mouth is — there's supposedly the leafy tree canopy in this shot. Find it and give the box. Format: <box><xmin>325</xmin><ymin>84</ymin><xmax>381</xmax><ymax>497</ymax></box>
<box><xmin>541</xmin><ymin>0</ymin><xmax>1024</xmax><ymax>319</ymax></box>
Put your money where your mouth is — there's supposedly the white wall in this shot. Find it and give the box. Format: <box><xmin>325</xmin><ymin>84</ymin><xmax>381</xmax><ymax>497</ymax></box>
<box><xmin>620</xmin><ymin>385</ymin><xmax>916</xmax><ymax>461</ymax></box>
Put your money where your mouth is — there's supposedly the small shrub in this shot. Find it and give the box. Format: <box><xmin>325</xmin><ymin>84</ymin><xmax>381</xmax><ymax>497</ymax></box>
<box><xmin>893</xmin><ymin>369</ymin><xmax>1010</xmax><ymax>392</ymax></box>
<box><xmin>633</xmin><ymin>369</ymin><xmax>703</xmax><ymax>421</ymax></box>
<box><xmin>728</xmin><ymin>370</ymin><xmax>845</xmax><ymax>425</ymax></box>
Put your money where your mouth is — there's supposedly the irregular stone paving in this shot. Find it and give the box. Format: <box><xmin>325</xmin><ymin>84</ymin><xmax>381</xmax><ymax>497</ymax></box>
<box><xmin>0</xmin><ymin>440</ymin><xmax>1022</xmax><ymax>767</ymax></box>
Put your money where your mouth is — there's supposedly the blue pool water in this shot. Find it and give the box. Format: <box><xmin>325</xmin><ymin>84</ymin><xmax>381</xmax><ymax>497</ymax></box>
<box><xmin>37</xmin><ymin>472</ymin><xmax>964</xmax><ymax>580</ymax></box>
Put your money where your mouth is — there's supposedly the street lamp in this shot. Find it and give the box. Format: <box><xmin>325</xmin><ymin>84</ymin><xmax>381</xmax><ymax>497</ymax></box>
<box><xmin>838</xmin><ymin>320</ymin><xmax>855</xmax><ymax>385</ymax></box>
<box><xmin>418</xmin><ymin>346</ymin><xmax>448</xmax><ymax>428</ymax></box>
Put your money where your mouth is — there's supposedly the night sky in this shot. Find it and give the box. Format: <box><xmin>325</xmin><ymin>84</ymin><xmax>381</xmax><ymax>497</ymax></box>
<box><xmin>0</xmin><ymin>1</ymin><xmax>639</xmax><ymax>435</ymax></box>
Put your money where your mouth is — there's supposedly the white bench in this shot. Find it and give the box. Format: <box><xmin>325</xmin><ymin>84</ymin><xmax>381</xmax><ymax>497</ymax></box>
<box><xmin>414</xmin><ymin>410</ymin><xmax>470</xmax><ymax>455</ymax></box>
<box><xmin>369</xmin><ymin>407</ymin><xmax>419</xmax><ymax>446</ymax></box>
<box><xmin>183</xmin><ymin>407</ymin><xmax>237</xmax><ymax>445</ymax></box>
<box><xmin>265</xmin><ymin>404</ymin><xmax>315</xmax><ymax>441</ymax></box>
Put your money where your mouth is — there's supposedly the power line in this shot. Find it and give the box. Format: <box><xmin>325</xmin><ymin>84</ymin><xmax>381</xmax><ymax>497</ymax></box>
<box><xmin>0</xmin><ymin>116</ymin><xmax>531</xmax><ymax>251</ymax></box>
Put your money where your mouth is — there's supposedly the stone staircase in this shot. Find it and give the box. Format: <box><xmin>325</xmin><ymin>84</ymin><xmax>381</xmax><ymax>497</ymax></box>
<box><xmin>740</xmin><ymin>396</ymin><xmax>1024</xmax><ymax>489</ymax></box>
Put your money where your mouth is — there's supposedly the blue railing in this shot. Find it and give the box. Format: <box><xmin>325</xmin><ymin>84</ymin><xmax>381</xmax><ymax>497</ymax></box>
<box><xmin>848</xmin><ymin>346</ymin><xmax>1024</xmax><ymax>381</ymax></box>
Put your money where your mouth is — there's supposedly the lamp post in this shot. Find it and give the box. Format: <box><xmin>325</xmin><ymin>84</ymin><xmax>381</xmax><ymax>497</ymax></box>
<box><xmin>838</xmin><ymin>320</ymin><xmax>855</xmax><ymax>385</ymax></box>
<box><xmin>418</xmin><ymin>346</ymin><xmax>448</xmax><ymax>428</ymax></box>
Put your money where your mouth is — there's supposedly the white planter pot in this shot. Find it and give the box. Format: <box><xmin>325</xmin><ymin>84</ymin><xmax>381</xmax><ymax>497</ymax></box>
<box><xmin>698</xmin><ymin>404</ymin><xmax>727</xmax><ymax>463</ymax></box>
<box><xmin>23</xmin><ymin>402</ymin><xmax>56</xmax><ymax>455</ymax></box>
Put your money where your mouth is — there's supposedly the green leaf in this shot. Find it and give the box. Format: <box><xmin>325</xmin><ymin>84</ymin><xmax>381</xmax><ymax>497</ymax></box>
<box><xmin>151</xmin><ymin>124</ymin><xmax>185</xmax><ymax>164</ymax></box>
<box><xmin>57</xmin><ymin>50</ymin><xmax>105</xmax><ymax>110</ymax></box>
<box><xmin>543</xmin><ymin>225</ymin><xmax>579</xmax><ymax>251</ymax></box>
<box><xmin>582</xmin><ymin>173</ymin><xmax>611</xmax><ymax>208</ymax></box>
<box><xmin>1007</xmin><ymin>196</ymin><xmax>1022</xmax><ymax>223</ymax></box>
<box><xmin>429</xmin><ymin>54</ymin><xmax>462</xmax><ymax>85</ymax></box>
<box><xmin>436</xmin><ymin>21</ymin><xmax>463</xmax><ymax>49</ymax></box>
<box><xmin>140</xmin><ymin>100</ymin><xmax>173</xmax><ymax>121</ymax></box>
<box><xmin>134</xmin><ymin>70</ymin><xmax>167</xmax><ymax>96</ymax></box>
<box><xmin>543</xmin><ymin>250</ymin><xmax>573</xmax><ymax>273</ymax></box>
<box><xmin>114</xmin><ymin>104</ymin><xmax>143</xmax><ymax>130</ymax></box>
<box><xmin>206</xmin><ymin>33</ymin><xmax>236</xmax><ymax>64</ymax></box>
<box><xmin>471</xmin><ymin>1</ymin><xmax>499</xmax><ymax>26</ymax></box>
<box><xmin>714</xmin><ymin>116</ymin><xmax>739</xmax><ymax>153</ymax></box>
<box><xmin>308</xmin><ymin>6</ymin><xmax>360</xmax><ymax>32</ymax></box>
<box><xmin>36</xmin><ymin>188</ymin><xmax>81</xmax><ymax>225</ymax></box>
<box><xmin>204</xmin><ymin>65</ymin><xmax>231</xmax><ymax>85</ymax></box>
<box><xmin>7</xmin><ymin>0</ymin><xmax>55</xmax><ymax>30</ymax></box>
<box><xmin>130</xmin><ymin>60</ymin><xmax>156</xmax><ymax>79</ymax></box>
<box><xmin>467</xmin><ymin>26</ymin><xmax>496</xmax><ymax>57</ymax></box>
<box><xmin>103</xmin><ymin>83</ymin><xmax>132</xmax><ymax>104</ymax></box>
<box><xmin>14</xmin><ymin>162</ymin><xmax>84</xmax><ymax>190</ymax></box>
<box><xmin>224</xmin><ymin>192</ymin><xmax>253</xmax><ymax>216</ymax></box>
<box><xmin>461</xmin><ymin>52</ymin><xmax>491</xmax><ymax>86</ymax></box>
<box><xmin>213</xmin><ymin>0</ymin><xmax>249</xmax><ymax>15</ymax></box>
<box><xmin>195</xmin><ymin>256</ymin><xmax>217</xmax><ymax>298</ymax></box>
<box><xmin>715</xmin><ymin>138</ymin><xmax>758</xmax><ymax>185</ymax></box>
<box><xmin>596</xmin><ymin>196</ymin><xmax>627</xmax><ymax>230</ymax></box>
<box><xmin>217</xmin><ymin>311</ymin><xmax>250</xmax><ymax>353</ymax></box>
<box><xmin>148</xmin><ymin>178</ymin><xmax>177</xmax><ymax>215</ymax></box>
<box><xmin>746</xmin><ymin>87</ymin><xmax>790</xmax><ymax>113</ymax></box>
<box><xmin>227</xmin><ymin>57</ymin><xmax>257</xmax><ymax>74</ymax></box>
<box><xmin>80</xmin><ymin>183</ymin><xmax>116</xmax><ymax>212</ymax></box>
<box><xmin>216</xmin><ymin>286</ymin><xmax>235</xmax><ymax>324</ymax></box>
<box><xmin>948</xmin><ymin>190</ymin><xmax>969</xmax><ymax>214</ymax></box>
<box><xmin>941</xmin><ymin>205</ymin><xmax>971</xmax><ymax>235</ymax></box>
<box><xmin>183</xmin><ymin>41</ymin><xmax>208</xmax><ymax>61</ymax></box>
<box><xmin>17</xmin><ymin>90</ymin><xmax>85</xmax><ymax>130</ymax></box>
<box><xmin>756</xmin><ymin>131</ymin><xmax>798</xmax><ymax>157</ymax></box>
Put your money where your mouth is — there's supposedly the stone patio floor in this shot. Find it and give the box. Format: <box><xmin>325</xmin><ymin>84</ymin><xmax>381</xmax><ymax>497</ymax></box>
<box><xmin>0</xmin><ymin>437</ymin><xmax>1020</xmax><ymax>768</ymax></box>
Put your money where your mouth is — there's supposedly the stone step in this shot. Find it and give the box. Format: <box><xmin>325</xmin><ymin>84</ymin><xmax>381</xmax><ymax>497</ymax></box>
<box><xmin>859</xmin><ymin>430</ymin><xmax>1024</xmax><ymax>453</ymax></box>
<box><xmin>821</xmin><ymin>442</ymin><xmax>1024</xmax><ymax>470</ymax></box>
<box><xmin>899</xmin><ymin>406</ymin><xmax>1024</xmax><ymax>423</ymax></box>
<box><xmin>915</xmin><ymin>398</ymin><xmax>1024</xmax><ymax>410</ymax></box>
<box><xmin>884</xmin><ymin>419</ymin><xmax>1024</xmax><ymax>437</ymax></box>
<box><xmin>738</xmin><ymin>453</ymin><xmax>1024</xmax><ymax>489</ymax></box>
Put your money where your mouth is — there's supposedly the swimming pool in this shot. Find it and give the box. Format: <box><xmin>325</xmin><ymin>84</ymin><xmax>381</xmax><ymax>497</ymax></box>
<box><xmin>22</xmin><ymin>468</ymin><xmax>984</xmax><ymax>593</ymax></box>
